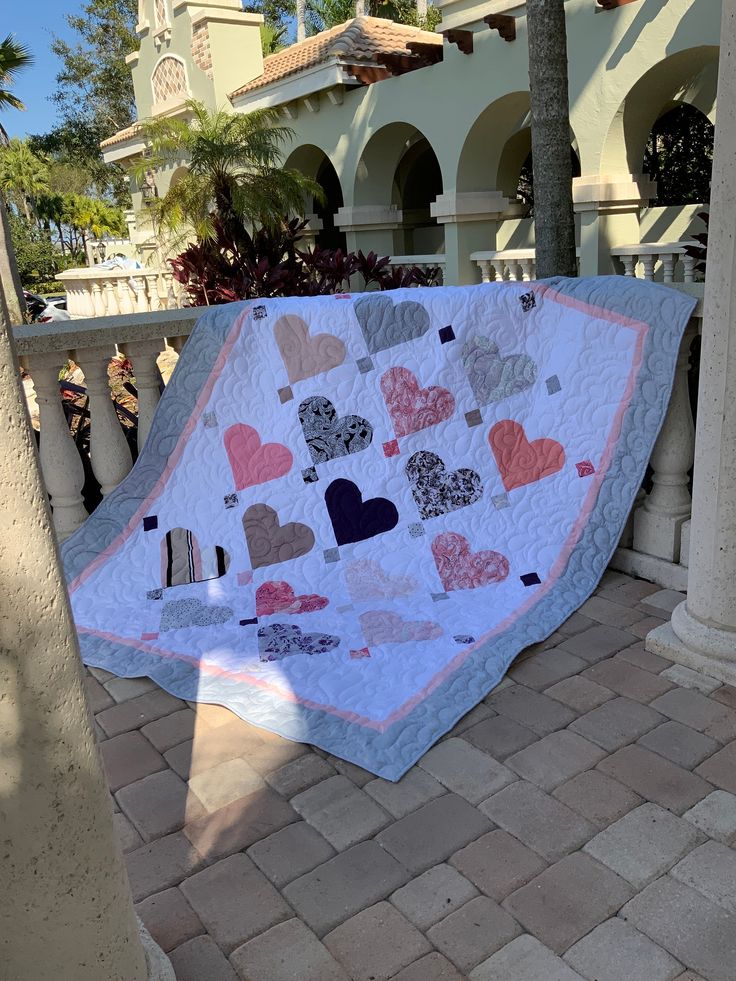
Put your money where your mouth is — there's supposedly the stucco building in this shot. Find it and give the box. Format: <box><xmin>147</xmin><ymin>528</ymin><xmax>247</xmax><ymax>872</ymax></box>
<box><xmin>101</xmin><ymin>0</ymin><xmax>718</xmax><ymax>285</ymax></box>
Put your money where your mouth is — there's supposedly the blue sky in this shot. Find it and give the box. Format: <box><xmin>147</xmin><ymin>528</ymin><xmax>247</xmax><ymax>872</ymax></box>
<box><xmin>4</xmin><ymin>0</ymin><xmax>78</xmax><ymax>139</ymax></box>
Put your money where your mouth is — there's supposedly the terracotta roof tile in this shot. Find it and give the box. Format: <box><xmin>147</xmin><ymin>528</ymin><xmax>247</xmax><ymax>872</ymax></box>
<box><xmin>101</xmin><ymin>123</ymin><xmax>143</xmax><ymax>148</ymax></box>
<box><xmin>230</xmin><ymin>16</ymin><xmax>442</xmax><ymax>98</ymax></box>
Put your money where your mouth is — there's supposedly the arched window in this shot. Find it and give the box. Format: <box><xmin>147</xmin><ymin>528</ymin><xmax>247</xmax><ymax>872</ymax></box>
<box><xmin>154</xmin><ymin>0</ymin><xmax>168</xmax><ymax>28</ymax></box>
<box><xmin>152</xmin><ymin>57</ymin><xmax>187</xmax><ymax>105</ymax></box>
<box><xmin>642</xmin><ymin>104</ymin><xmax>714</xmax><ymax>206</ymax></box>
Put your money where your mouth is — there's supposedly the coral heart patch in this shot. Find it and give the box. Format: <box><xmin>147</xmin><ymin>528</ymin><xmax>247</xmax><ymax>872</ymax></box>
<box><xmin>354</xmin><ymin>294</ymin><xmax>431</xmax><ymax>354</ymax></box>
<box><xmin>224</xmin><ymin>423</ymin><xmax>292</xmax><ymax>490</ymax></box>
<box><xmin>258</xmin><ymin>623</ymin><xmax>340</xmax><ymax>661</ymax></box>
<box><xmin>160</xmin><ymin>598</ymin><xmax>233</xmax><ymax>631</ymax></box>
<box><xmin>344</xmin><ymin>558</ymin><xmax>419</xmax><ymax>602</ymax></box>
<box><xmin>299</xmin><ymin>396</ymin><xmax>373</xmax><ymax>465</ymax></box>
<box><xmin>431</xmin><ymin>532</ymin><xmax>509</xmax><ymax>591</ymax></box>
<box><xmin>462</xmin><ymin>335</ymin><xmax>537</xmax><ymax>405</ymax></box>
<box><xmin>325</xmin><ymin>478</ymin><xmax>399</xmax><ymax>546</ymax></box>
<box><xmin>161</xmin><ymin>528</ymin><xmax>230</xmax><ymax>587</ymax></box>
<box><xmin>380</xmin><ymin>367</ymin><xmax>455</xmax><ymax>438</ymax></box>
<box><xmin>256</xmin><ymin>581</ymin><xmax>329</xmax><ymax>616</ymax></box>
<box><xmin>360</xmin><ymin>610</ymin><xmax>443</xmax><ymax>645</ymax></box>
<box><xmin>405</xmin><ymin>451</ymin><xmax>483</xmax><ymax>520</ymax></box>
<box><xmin>489</xmin><ymin>419</ymin><xmax>565</xmax><ymax>491</ymax></box>
<box><xmin>274</xmin><ymin>314</ymin><xmax>346</xmax><ymax>384</ymax></box>
<box><xmin>243</xmin><ymin>504</ymin><xmax>315</xmax><ymax>569</ymax></box>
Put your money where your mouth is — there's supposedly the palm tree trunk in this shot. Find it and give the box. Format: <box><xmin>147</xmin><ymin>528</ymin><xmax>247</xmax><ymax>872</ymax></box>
<box><xmin>526</xmin><ymin>0</ymin><xmax>577</xmax><ymax>279</ymax></box>
<box><xmin>296</xmin><ymin>0</ymin><xmax>306</xmax><ymax>41</ymax></box>
<box><xmin>0</xmin><ymin>197</ymin><xmax>25</xmax><ymax>325</ymax></box>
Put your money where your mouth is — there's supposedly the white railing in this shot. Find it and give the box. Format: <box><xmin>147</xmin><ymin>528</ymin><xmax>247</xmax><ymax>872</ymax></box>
<box><xmin>16</xmin><ymin>283</ymin><xmax>704</xmax><ymax>592</ymax></box>
<box><xmin>471</xmin><ymin>249</ymin><xmax>539</xmax><ymax>283</ymax></box>
<box><xmin>385</xmin><ymin>254</ymin><xmax>446</xmax><ymax>282</ymax></box>
<box><xmin>611</xmin><ymin>243</ymin><xmax>698</xmax><ymax>283</ymax></box>
<box><xmin>58</xmin><ymin>267</ymin><xmax>184</xmax><ymax>319</ymax></box>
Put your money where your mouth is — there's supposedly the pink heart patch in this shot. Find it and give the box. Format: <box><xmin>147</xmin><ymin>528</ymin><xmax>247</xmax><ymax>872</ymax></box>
<box><xmin>360</xmin><ymin>610</ymin><xmax>443</xmax><ymax>645</ymax></box>
<box><xmin>489</xmin><ymin>419</ymin><xmax>565</xmax><ymax>492</ymax></box>
<box><xmin>432</xmin><ymin>532</ymin><xmax>509</xmax><ymax>591</ymax></box>
<box><xmin>380</xmin><ymin>367</ymin><xmax>455</xmax><ymax>438</ymax></box>
<box><xmin>224</xmin><ymin>424</ymin><xmax>292</xmax><ymax>490</ymax></box>
<box><xmin>256</xmin><ymin>581</ymin><xmax>328</xmax><ymax>616</ymax></box>
<box><xmin>344</xmin><ymin>559</ymin><xmax>419</xmax><ymax>602</ymax></box>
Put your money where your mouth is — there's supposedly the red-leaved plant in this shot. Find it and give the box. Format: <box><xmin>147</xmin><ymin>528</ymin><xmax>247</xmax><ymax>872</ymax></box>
<box><xmin>169</xmin><ymin>217</ymin><xmax>441</xmax><ymax>305</ymax></box>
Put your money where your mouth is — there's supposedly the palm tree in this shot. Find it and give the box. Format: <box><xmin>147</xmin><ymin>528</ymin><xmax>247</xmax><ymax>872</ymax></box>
<box><xmin>260</xmin><ymin>23</ymin><xmax>288</xmax><ymax>56</ymax></box>
<box><xmin>0</xmin><ymin>34</ymin><xmax>32</xmax><ymax>142</ymax></box>
<box><xmin>135</xmin><ymin>100</ymin><xmax>322</xmax><ymax>248</ymax></box>
<box><xmin>0</xmin><ymin>139</ymin><xmax>50</xmax><ymax>223</ymax></box>
<box><xmin>296</xmin><ymin>0</ymin><xmax>307</xmax><ymax>41</ymax></box>
<box><xmin>525</xmin><ymin>0</ymin><xmax>576</xmax><ymax>278</ymax></box>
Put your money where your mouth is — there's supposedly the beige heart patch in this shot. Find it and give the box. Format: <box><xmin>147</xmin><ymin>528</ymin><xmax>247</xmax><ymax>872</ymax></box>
<box><xmin>274</xmin><ymin>314</ymin><xmax>346</xmax><ymax>384</ymax></box>
<box><xmin>242</xmin><ymin>504</ymin><xmax>315</xmax><ymax>569</ymax></box>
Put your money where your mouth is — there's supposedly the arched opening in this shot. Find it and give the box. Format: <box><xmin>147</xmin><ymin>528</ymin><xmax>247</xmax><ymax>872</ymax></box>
<box><xmin>515</xmin><ymin>142</ymin><xmax>582</xmax><ymax>212</ymax></box>
<box><xmin>354</xmin><ymin>123</ymin><xmax>444</xmax><ymax>255</ymax></box>
<box><xmin>456</xmin><ymin>92</ymin><xmax>531</xmax><ymax>195</ymax></box>
<box><xmin>284</xmin><ymin>145</ymin><xmax>346</xmax><ymax>251</ymax></box>
<box><xmin>642</xmin><ymin>104</ymin><xmax>714</xmax><ymax>206</ymax></box>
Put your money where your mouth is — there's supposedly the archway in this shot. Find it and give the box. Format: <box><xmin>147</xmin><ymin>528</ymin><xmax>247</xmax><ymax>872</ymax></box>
<box><xmin>642</xmin><ymin>104</ymin><xmax>714</xmax><ymax>206</ymax></box>
<box><xmin>284</xmin><ymin>145</ymin><xmax>346</xmax><ymax>251</ymax></box>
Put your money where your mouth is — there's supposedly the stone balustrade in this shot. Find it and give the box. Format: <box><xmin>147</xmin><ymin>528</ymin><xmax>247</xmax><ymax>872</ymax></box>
<box><xmin>385</xmin><ymin>254</ymin><xmax>446</xmax><ymax>282</ymax></box>
<box><xmin>471</xmin><ymin>249</ymin><xmax>539</xmax><ymax>283</ymax></box>
<box><xmin>58</xmin><ymin>267</ymin><xmax>184</xmax><ymax>318</ymax></box>
<box><xmin>15</xmin><ymin>284</ymin><xmax>704</xmax><ymax>591</ymax></box>
<box><xmin>610</xmin><ymin>242</ymin><xmax>699</xmax><ymax>282</ymax></box>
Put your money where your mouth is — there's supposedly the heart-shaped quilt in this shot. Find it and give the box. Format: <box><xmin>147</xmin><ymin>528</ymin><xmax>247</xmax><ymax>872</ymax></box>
<box><xmin>160</xmin><ymin>598</ymin><xmax>233</xmax><ymax>631</ymax></box>
<box><xmin>325</xmin><ymin>479</ymin><xmax>399</xmax><ymax>546</ymax></box>
<box><xmin>161</xmin><ymin>527</ymin><xmax>230</xmax><ymax>588</ymax></box>
<box><xmin>360</xmin><ymin>610</ymin><xmax>443</xmax><ymax>645</ymax></box>
<box><xmin>224</xmin><ymin>423</ymin><xmax>292</xmax><ymax>490</ymax></box>
<box><xmin>256</xmin><ymin>581</ymin><xmax>329</xmax><ymax>616</ymax></box>
<box><xmin>354</xmin><ymin>294</ymin><xmax>431</xmax><ymax>354</ymax></box>
<box><xmin>462</xmin><ymin>335</ymin><xmax>537</xmax><ymax>405</ymax></box>
<box><xmin>299</xmin><ymin>396</ymin><xmax>373</xmax><ymax>465</ymax></box>
<box><xmin>344</xmin><ymin>558</ymin><xmax>419</xmax><ymax>602</ymax></box>
<box><xmin>258</xmin><ymin>623</ymin><xmax>340</xmax><ymax>661</ymax></box>
<box><xmin>274</xmin><ymin>314</ymin><xmax>346</xmax><ymax>384</ymax></box>
<box><xmin>380</xmin><ymin>366</ymin><xmax>455</xmax><ymax>438</ymax></box>
<box><xmin>489</xmin><ymin>419</ymin><xmax>565</xmax><ymax>491</ymax></box>
<box><xmin>405</xmin><ymin>450</ymin><xmax>483</xmax><ymax>520</ymax></box>
<box><xmin>431</xmin><ymin>532</ymin><xmax>509</xmax><ymax>591</ymax></box>
<box><xmin>242</xmin><ymin>504</ymin><xmax>315</xmax><ymax>569</ymax></box>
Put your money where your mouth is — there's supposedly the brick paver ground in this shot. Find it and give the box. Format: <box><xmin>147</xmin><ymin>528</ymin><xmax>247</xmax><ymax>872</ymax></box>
<box><xmin>88</xmin><ymin>573</ymin><xmax>736</xmax><ymax>980</ymax></box>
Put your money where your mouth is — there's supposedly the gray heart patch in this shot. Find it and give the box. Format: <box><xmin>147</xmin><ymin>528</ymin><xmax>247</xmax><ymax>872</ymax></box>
<box><xmin>160</xmin><ymin>598</ymin><xmax>232</xmax><ymax>632</ymax></box>
<box><xmin>462</xmin><ymin>335</ymin><xmax>537</xmax><ymax>405</ymax></box>
<box><xmin>354</xmin><ymin>295</ymin><xmax>431</xmax><ymax>354</ymax></box>
<box><xmin>258</xmin><ymin>623</ymin><xmax>340</xmax><ymax>661</ymax></box>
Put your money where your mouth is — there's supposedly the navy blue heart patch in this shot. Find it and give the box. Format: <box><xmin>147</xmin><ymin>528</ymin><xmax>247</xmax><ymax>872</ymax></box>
<box><xmin>325</xmin><ymin>478</ymin><xmax>399</xmax><ymax>546</ymax></box>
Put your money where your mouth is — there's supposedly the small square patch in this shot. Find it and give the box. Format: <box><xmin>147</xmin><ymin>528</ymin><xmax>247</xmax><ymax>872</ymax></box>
<box><xmin>520</xmin><ymin>572</ymin><xmax>541</xmax><ymax>587</ymax></box>
<box><xmin>546</xmin><ymin>375</ymin><xmax>561</xmax><ymax>395</ymax></box>
<box><xmin>224</xmin><ymin>492</ymin><xmax>239</xmax><ymax>509</ymax></box>
<box><xmin>324</xmin><ymin>547</ymin><xmax>340</xmax><ymax>563</ymax></box>
<box><xmin>465</xmin><ymin>409</ymin><xmax>483</xmax><ymax>428</ymax></box>
<box><xmin>143</xmin><ymin>515</ymin><xmax>158</xmax><ymax>531</ymax></box>
<box><xmin>237</xmin><ymin>571</ymin><xmax>253</xmax><ymax>586</ymax></box>
<box><xmin>203</xmin><ymin>411</ymin><xmax>218</xmax><ymax>428</ymax></box>
<box><xmin>438</xmin><ymin>325</ymin><xmax>455</xmax><ymax>344</ymax></box>
<box><xmin>302</xmin><ymin>466</ymin><xmax>318</xmax><ymax>483</ymax></box>
<box><xmin>350</xmin><ymin>647</ymin><xmax>371</xmax><ymax>659</ymax></box>
<box><xmin>492</xmin><ymin>493</ymin><xmax>510</xmax><ymax>510</ymax></box>
<box><xmin>431</xmin><ymin>592</ymin><xmax>449</xmax><ymax>602</ymax></box>
<box><xmin>335</xmin><ymin>293</ymin><xmax>352</xmax><ymax>299</ymax></box>
<box><xmin>408</xmin><ymin>522</ymin><xmax>425</xmax><ymax>538</ymax></box>
<box><xmin>337</xmin><ymin>604</ymin><xmax>355</xmax><ymax>614</ymax></box>
<box><xmin>147</xmin><ymin>588</ymin><xmax>164</xmax><ymax>601</ymax></box>
<box><xmin>239</xmin><ymin>617</ymin><xmax>258</xmax><ymax>626</ymax></box>
<box><xmin>253</xmin><ymin>305</ymin><xmax>267</xmax><ymax>320</ymax></box>
<box><xmin>520</xmin><ymin>291</ymin><xmax>536</xmax><ymax>312</ymax></box>
<box><xmin>356</xmin><ymin>357</ymin><xmax>374</xmax><ymax>374</ymax></box>
<box><xmin>454</xmin><ymin>634</ymin><xmax>475</xmax><ymax>644</ymax></box>
<box><xmin>141</xmin><ymin>631</ymin><xmax>159</xmax><ymax>641</ymax></box>
<box><xmin>278</xmin><ymin>386</ymin><xmax>293</xmax><ymax>404</ymax></box>
<box><xmin>383</xmin><ymin>439</ymin><xmax>400</xmax><ymax>458</ymax></box>
<box><xmin>576</xmin><ymin>460</ymin><xmax>596</xmax><ymax>477</ymax></box>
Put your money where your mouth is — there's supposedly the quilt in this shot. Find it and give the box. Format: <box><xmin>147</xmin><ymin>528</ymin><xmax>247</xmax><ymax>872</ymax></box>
<box><xmin>63</xmin><ymin>277</ymin><xmax>696</xmax><ymax>780</ymax></box>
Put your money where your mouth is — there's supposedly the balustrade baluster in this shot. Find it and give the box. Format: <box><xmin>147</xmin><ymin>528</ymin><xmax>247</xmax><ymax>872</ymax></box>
<box><xmin>146</xmin><ymin>274</ymin><xmax>162</xmax><ymax>311</ymax></box>
<box><xmin>117</xmin><ymin>278</ymin><xmax>135</xmax><ymax>315</ymax></box>
<box><xmin>632</xmin><ymin>325</ymin><xmax>696</xmax><ymax>561</ymax></box>
<box><xmin>24</xmin><ymin>352</ymin><xmax>87</xmax><ymax>539</ymax></box>
<box><xmin>478</xmin><ymin>260</ymin><xmax>492</xmax><ymax>283</ymax></box>
<box><xmin>620</xmin><ymin>255</ymin><xmax>637</xmax><ymax>277</ymax></box>
<box><xmin>103</xmin><ymin>280</ymin><xmax>118</xmax><ymax>315</ymax></box>
<box><xmin>659</xmin><ymin>252</ymin><xmax>677</xmax><ymax>283</ymax></box>
<box><xmin>72</xmin><ymin>346</ymin><xmax>133</xmax><ymax>497</ymax></box>
<box><xmin>640</xmin><ymin>254</ymin><xmax>657</xmax><ymax>280</ymax></box>
<box><xmin>132</xmin><ymin>276</ymin><xmax>148</xmax><ymax>313</ymax></box>
<box><xmin>489</xmin><ymin>259</ymin><xmax>506</xmax><ymax>282</ymax></box>
<box><xmin>682</xmin><ymin>255</ymin><xmax>697</xmax><ymax>283</ymax></box>
<box><xmin>121</xmin><ymin>339</ymin><xmax>165</xmax><ymax>450</ymax></box>
<box><xmin>519</xmin><ymin>258</ymin><xmax>534</xmax><ymax>281</ymax></box>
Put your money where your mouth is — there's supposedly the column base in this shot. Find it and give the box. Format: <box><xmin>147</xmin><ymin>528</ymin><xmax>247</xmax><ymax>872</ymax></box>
<box><xmin>646</xmin><ymin>601</ymin><xmax>736</xmax><ymax>687</ymax></box>
<box><xmin>138</xmin><ymin>919</ymin><xmax>175</xmax><ymax>981</ymax></box>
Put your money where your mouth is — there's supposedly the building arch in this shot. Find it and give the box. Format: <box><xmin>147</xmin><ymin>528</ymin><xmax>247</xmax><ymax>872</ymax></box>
<box><xmin>284</xmin><ymin>144</ymin><xmax>346</xmax><ymax>251</ymax></box>
<box><xmin>456</xmin><ymin>92</ymin><xmax>531</xmax><ymax>195</ymax></box>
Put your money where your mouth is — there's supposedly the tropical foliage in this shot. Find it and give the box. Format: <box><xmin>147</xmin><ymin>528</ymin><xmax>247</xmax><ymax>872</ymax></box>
<box><xmin>135</xmin><ymin>100</ymin><xmax>322</xmax><ymax>248</ymax></box>
<box><xmin>305</xmin><ymin>0</ymin><xmax>440</xmax><ymax>36</ymax></box>
<box><xmin>0</xmin><ymin>34</ymin><xmax>33</xmax><ymax>120</ymax></box>
<box><xmin>0</xmin><ymin>138</ymin><xmax>50</xmax><ymax>221</ymax></box>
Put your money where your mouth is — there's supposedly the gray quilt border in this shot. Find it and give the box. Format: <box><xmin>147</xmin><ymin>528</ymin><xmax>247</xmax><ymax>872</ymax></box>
<box><xmin>63</xmin><ymin>279</ymin><xmax>696</xmax><ymax>780</ymax></box>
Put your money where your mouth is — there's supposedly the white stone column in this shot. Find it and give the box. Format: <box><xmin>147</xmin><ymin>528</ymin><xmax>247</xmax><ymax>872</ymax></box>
<box><xmin>431</xmin><ymin>190</ymin><xmax>513</xmax><ymax>286</ymax></box>
<box><xmin>121</xmin><ymin>339</ymin><xmax>165</xmax><ymax>451</ymax></box>
<box><xmin>25</xmin><ymin>351</ymin><xmax>88</xmax><ymax>540</ymax></box>
<box><xmin>0</xmin><ymin>301</ymin><xmax>166</xmax><ymax>979</ymax></box>
<box><xmin>335</xmin><ymin>205</ymin><xmax>404</xmax><ymax>282</ymax></box>
<box><xmin>648</xmin><ymin>0</ymin><xmax>736</xmax><ymax>683</ymax></box>
<box><xmin>573</xmin><ymin>174</ymin><xmax>656</xmax><ymax>277</ymax></box>
<box><xmin>73</xmin><ymin>346</ymin><xmax>133</xmax><ymax>496</ymax></box>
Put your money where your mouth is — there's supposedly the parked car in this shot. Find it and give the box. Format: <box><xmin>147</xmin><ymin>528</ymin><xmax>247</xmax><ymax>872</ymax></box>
<box><xmin>23</xmin><ymin>291</ymin><xmax>71</xmax><ymax>323</ymax></box>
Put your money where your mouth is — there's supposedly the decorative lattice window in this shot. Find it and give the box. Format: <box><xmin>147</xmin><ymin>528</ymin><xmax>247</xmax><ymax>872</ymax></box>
<box><xmin>152</xmin><ymin>57</ymin><xmax>187</xmax><ymax>104</ymax></box>
<box><xmin>154</xmin><ymin>0</ymin><xmax>167</xmax><ymax>28</ymax></box>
